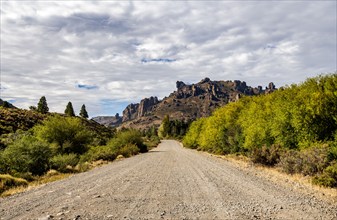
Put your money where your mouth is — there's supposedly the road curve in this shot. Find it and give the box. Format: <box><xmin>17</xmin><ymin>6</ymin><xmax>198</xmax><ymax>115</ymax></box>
<box><xmin>1</xmin><ymin>140</ymin><xmax>336</xmax><ymax>219</ymax></box>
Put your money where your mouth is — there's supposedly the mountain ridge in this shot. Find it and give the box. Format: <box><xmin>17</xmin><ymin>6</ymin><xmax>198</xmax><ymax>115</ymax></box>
<box><xmin>93</xmin><ymin>78</ymin><xmax>276</xmax><ymax>129</ymax></box>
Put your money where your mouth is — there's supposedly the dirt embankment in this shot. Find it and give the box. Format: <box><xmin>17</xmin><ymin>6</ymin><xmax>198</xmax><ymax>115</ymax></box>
<box><xmin>1</xmin><ymin>140</ymin><xmax>336</xmax><ymax>219</ymax></box>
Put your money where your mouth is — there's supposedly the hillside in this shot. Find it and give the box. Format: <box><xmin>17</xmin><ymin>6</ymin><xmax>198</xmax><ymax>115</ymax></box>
<box><xmin>92</xmin><ymin>115</ymin><xmax>122</xmax><ymax>127</ymax></box>
<box><xmin>96</xmin><ymin>78</ymin><xmax>276</xmax><ymax>129</ymax></box>
<box><xmin>0</xmin><ymin>107</ymin><xmax>115</xmax><ymax>147</ymax></box>
<box><xmin>0</xmin><ymin>99</ymin><xmax>16</xmax><ymax>109</ymax></box>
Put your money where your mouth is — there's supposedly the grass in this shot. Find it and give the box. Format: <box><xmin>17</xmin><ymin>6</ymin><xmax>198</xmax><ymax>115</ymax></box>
<box><xmin>0</xmin><ymin>174</ymin><xmax>28</xmax><ymax>194</ymax></box>
<box><xmin>0</xmin><ymin>172</ymin><xmax>72</xmax><ymax>197</ymax></box>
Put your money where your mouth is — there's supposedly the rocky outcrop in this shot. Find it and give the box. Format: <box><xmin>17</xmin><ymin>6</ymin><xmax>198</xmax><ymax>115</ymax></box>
<box><xmin>176</xmin><ymin>81</ymin><xmax>186</xmax><ymax>90</ymax></box>
<box><xmin>122</xmin><ymin>103</ymin><xmax>139</xmax><ymax>122</ymax></box>
<box><xmin>95</xmin><ymin>78</ymin><xmax>277</xmax><ymax>129</ymax></box>
<box><xmin>138</xmin><ymin>96</ymin><xmax>159</xmax><ymax>118</ymax></box>
<box><xmin>122</xmin><ymin>96</ymin><xmax>159</xmax><ymax>122</ymax></box>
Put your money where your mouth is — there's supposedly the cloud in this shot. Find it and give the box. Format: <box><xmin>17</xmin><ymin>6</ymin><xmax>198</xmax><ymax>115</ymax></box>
<box><xmin>1</xmin><ymin>1</ymin><xmax>336</xmax><ymax>117</ymax></box>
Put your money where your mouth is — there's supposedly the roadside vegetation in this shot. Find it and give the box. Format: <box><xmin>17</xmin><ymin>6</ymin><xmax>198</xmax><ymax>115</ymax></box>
<box><xmin>183</xmin><ymin>73</ymin><xmax>337</xmax><ymax>188</ymax></box>
<box><xmin>0</xmin><ymin>104</ymin><xmax>160</xmax><ymax>196</ymax></box>
<box><xmin>158</xmin><ymin>115</ymin><xmax>190</xmax><ymax>140</ymax></box>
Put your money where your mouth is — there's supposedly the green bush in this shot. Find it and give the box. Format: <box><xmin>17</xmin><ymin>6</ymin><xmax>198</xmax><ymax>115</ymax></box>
<box><xmin>34</xmin><ymin>115</ymin><xmax>93</xmax><ymax>154</ymax></box>
<box><xmin>183</xmin><ymin>118</ymin><xmax>206</xmax><ymax>149</ymax></box>
<box><xmin>144</xmin><ymin>136</ymin><xmax>161</xmax><ymax>150</ymax></box>
<box><xmin>327</xmin><ymin>144</ymin><xmax>337</xmax><ymax>162</ymax></box>
<box><xmin>313</xmin><ymin>163</ymin><xmax>337</xmax><ymax>187</ymax></box>
<box><xmin>0</xmin><ymin>174</ymin><xmax>28</xmax><ymax>194</ymax></box>
<box><xmin>118</xmin><ymin>144</ymin><xmax>139</xmax><ymax>157</ymax></box>
<box><xmin>0</xmin><ymin>135</ymin><xmax>52</xmax><ymax>175</ymax></box>
<box><xmin>50</xmin><ymin>154</ymin><xmax>79</xmax><ymax>173</ymax></box>
<box><xmin>80</xmin><ymin>145</ymin><xmax>117</xmax><ymax>162</ymax></box>
<box><xmin>108</xmin><ymin>129</ymin><xmax>147</xmax><ymax>153</ymax></box>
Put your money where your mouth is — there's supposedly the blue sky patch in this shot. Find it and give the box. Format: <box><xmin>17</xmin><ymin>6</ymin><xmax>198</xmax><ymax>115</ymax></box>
<box><xmin>77</xmin><ymin>84</ymin><xmax>98</xmax><ymax>90</ymax></box>
<box><xmin>141</xmin><ymin>58</ymin><xmax>176</xmax><ymax>63</ymax></box>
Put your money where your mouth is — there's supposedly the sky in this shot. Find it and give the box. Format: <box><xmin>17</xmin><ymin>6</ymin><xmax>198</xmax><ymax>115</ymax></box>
<box><xmin>1</xmin><ymin>1</ymin><xmax>336</xmax><ymax>117</ymax></box>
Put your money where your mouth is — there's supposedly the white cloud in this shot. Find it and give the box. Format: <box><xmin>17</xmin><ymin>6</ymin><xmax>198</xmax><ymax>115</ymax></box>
<box><xmin>1</xmin><ymin>1</ymin><xmax>336</xmax><ymax>117</ymax></box>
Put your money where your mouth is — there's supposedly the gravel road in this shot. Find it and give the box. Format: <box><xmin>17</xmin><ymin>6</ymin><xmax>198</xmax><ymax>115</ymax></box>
<box><xmin>1</xmin><ymin>140</ymin><xmax>336</xmax><ymax>220</ymax></box>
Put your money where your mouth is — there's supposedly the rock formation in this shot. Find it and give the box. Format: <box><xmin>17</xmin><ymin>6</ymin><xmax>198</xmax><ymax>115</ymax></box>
<box><xmin>95</xmin><ymin>78</ymin><xmax>276</xmax><ymax>129</ymax></box>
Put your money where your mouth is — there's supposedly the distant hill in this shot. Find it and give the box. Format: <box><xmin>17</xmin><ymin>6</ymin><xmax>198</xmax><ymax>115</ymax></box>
<box><xmin>92</xmin><ymin>115</ymin><xmax>122</xmax><ymax>127</ymax></box>
<box><xmin>96</xmin><ymin>78</ymin><xmax>276</xmax><ymax>129</ymax></box>
<box><xmin>0</xmin><ymin>107</ymin><xmax>114</xmax><ymax>142</ymax></box>
<box><xmin>0</xmin><ymin>99</ymin><xmax>16</xmax><ymax>109</ymax></box>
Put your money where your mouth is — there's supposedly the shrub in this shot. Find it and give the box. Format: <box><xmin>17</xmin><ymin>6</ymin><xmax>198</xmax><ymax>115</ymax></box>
<box><xmin>118</xmin><ymin>144</ymin><xmax>139</xmax><ymax>157</ymax></box>
<box><xmin>300</xmin><ymin>147</ymin><xmax>329</xmax><ymax>176</ymax></box>
<box><xmin>327</xmin><ymin>144</ymin><xmax>337</xmax><ymax>162</ymax></box>
<box><xmin>278</xmin><ymin>150</ymin><xmax>303</xmax><ymax>174</ymax></box>
<box><xmin>75</xmin><ymin>162</ymin><xmax>91</xmax><ymax>172</ymax></box>
<box><xmin>0</xmin><ymin>135</ymin><xmax>52</xmax><ymax>175</ymax></box>
<box><xmin>183</xmin><ymin>118</ymin><xmax>206</xmax><ymax>149</ymax></box>
<box><xmin>144</xmin><ymin>136</ymin><xmax>161</xmax><ymax>150</ymax></box>
<box><xmin>312</xmin><ymin>163</ymin><xmax>337</xmax><ymax>188</ymax></box>
<box><xmin>108</xmin><ymin>129</ymin><xmax>147</xmax><ymax>153</ymax></box>
<box><xmin>50</xmin><ymin>154</ymin><xmax>79</xmax><ymax>173</ymax></box>
<box><xmin>250</xmin><ymin>144</ymin><xmax>283</xmax><ymax>166</ymax></box>
<box><xmin>34</xmin><ymin>115</ymin><xmax>93</xmax><ymax>154</ymax></box>
<box><xmin>278</xmin><ymin>147</ymin><xmax>330</xmax><ymax>176</ymax></box>
<box><xmin>80</xmin><ymin>145</ymin><xmax>117</xmax><ymax>163</ymax></box>
<box><xmin>0</xmin><ymin>174</ymin><xmax>28</xmax><ymax>194</ymax></box>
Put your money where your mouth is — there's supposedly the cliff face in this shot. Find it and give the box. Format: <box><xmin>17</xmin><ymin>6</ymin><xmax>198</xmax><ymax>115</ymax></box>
<box><xmin>93</xmin><ymin>78</ymin><xmax>276</xmax><ymax>128</ymax></box>
<box><xmin>118</xmin><ymin>78</ymin><xmax>276</xmax><ymax>129</ymax></box>
<box><xmin>122</xmin><ymin>96</ymin><xmax>159</xmax><ymax>122</ymax></box>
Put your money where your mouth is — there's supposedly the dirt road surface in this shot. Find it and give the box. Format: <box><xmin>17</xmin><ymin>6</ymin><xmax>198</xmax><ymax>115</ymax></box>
<box><xmin>1</xmin><ymin>140</ymin><xmax>336</xmax><ymax>219</ymax></box>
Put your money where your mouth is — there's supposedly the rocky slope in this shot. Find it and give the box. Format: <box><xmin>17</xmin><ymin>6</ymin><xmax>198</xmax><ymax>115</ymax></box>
<box><xmin>97</xmin><ymin>78</ymin><xmax>276</xmax><ymax>129</ymax></box>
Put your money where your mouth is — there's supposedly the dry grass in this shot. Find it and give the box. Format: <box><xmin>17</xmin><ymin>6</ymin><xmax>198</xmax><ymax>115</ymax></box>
<box><xmin>0</xmin><ymin>172</ymin><xmax>72</xmax><ymax>197</ymax></box>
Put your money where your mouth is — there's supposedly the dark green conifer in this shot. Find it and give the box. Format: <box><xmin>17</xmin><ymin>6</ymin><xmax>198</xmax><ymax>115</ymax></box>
<box><xmin>37</xmin><ymin>96</ymin><xmax>49</xmax><ymax>114</ymax></box>
<box><xmin>79</xmin><ymin>104</ymin><xmax>89</xmax><ymax>119</ymax></box>
<box><xmin>65</xmin><ymin>101</ymin><xmax>75</xmax><ymax>117</ymax></box>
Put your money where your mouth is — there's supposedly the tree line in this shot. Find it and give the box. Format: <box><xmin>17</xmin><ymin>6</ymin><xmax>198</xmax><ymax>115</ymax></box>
<box><xmin>29</xmin><ymin>96</ymin><xmax>88</xmax><ymax>118</ymax></box>
<box><xmin>183</xmin><ymin>73</ymin><xmax>337</xmax><ymax>187</ymax></box>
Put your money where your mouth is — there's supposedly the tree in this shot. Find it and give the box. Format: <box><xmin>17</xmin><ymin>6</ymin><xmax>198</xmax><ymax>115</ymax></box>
<box><xmin>65</xmin><ymin>102</ymin><xmax>75</xmax><ymax>117</ymax></box>
<box><xmin>79</xmin><ymin>104</ymin><xmax>89</xmax><ymax>119</ymax></box>
<box><xmin>2</xmin><ymin>101</ymin><xmax>10</xmax><ymax>108</ymax></box>
<box><xmin>34</xmin><ymin>115</ymin><xmax>92</xmax><ymax>154</ymax></box>
<box><xmin>0</xmin><ymin>135</ymin><xmax>52</xmax><ymax>175</ymax></box>
<box><xmin>37</xmin><ymin>96</ymin><xmax>49</xmax><ymax>114</ymax></box>
<box><xmin>29</xmin><ymin>106</ymin><xmax>37</xmax><ymax>111</ymax></box>
<box><xmin>158</xmin><ymin>115</ymin><xmax>171</xmax><ymax>138</ymax></box>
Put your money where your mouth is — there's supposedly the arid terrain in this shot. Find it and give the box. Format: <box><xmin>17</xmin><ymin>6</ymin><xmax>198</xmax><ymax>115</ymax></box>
<box><xmin>1</xmin><ymin>140</ymin><xmax>336</xmax><ymax>220</ymax></box>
